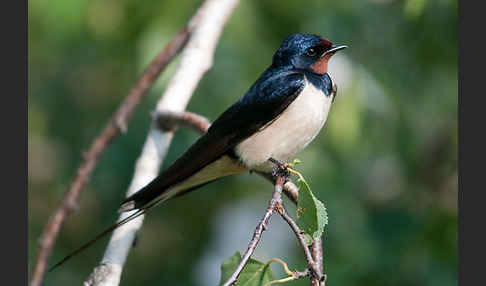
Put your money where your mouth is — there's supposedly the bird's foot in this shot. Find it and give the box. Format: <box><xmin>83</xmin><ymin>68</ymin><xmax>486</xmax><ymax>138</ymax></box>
<box><xmin>268</xmin><ymin>157</ymin><xmax>290</xmax><ymax>182</ymax></box>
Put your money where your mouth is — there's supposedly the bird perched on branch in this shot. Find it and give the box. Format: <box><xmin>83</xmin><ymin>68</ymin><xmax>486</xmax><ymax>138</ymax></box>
<box><xmin>120</xmin><ymin>33</ymin><xmax>346</xmax><ymax>212</ymax></box>
<box><xmin>51</xmin><ymin>33</ymin><xmax>346</xmax><ymax>270</ymax></box>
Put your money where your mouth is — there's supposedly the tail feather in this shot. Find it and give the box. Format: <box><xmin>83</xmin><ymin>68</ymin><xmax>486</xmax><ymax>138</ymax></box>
<box><xmin>48</xmin><ymin>209</ymin><xmax>146</xmax><ymax>272</ymax></box>
<box><xmin>50</xmin><ymin>155</ymin><xmax>245</xmax><ymax>271</ymax></box>
<box><xmin>50</xmin><ymin>187</ymin><xmax>182</xmax><ymax>272</ymax></box>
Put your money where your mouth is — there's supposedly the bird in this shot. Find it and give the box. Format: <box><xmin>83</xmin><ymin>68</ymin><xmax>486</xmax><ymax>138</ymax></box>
<box><xmin>49</xmin><ymin>33</ymin><xmax>347</xmax><ymax>271</ymax></box>
<box><xmin>119</xmin><ymin>33</ymin><xmax>346</xmax><ymax>212</ymax></box>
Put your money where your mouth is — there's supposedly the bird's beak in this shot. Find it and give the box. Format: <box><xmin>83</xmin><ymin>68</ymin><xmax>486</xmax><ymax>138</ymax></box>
<box><xmin>322</xmin><ymin>45</ymin><xmax>347</xmax><ymax>57</ymax></box>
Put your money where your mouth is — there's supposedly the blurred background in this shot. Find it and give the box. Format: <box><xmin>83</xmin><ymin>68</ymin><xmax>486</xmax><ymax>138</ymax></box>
<box><xmin>28</xmin><ymin>0</ymin><xmax>457</xmax><ymax>285</ymax></box>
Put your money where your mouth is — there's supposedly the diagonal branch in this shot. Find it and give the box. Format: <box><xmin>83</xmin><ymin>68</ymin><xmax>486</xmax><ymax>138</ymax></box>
<box><xmin>84</xmin><ymin>1</ymin><xmax>240</xmax><ymax>285</ymax></box>
<box><xmin>29</xmin><ymin>23</ymin><xmax>191</xmax><ymax>286</ymax></box>
<box><xmin>277</xmin><ymin>203</ymin><xmax>324</xmax><ymax>283</ymax></box>
<box><xmin>310</xmin><ymin>238</ymin><xmax>326</xmax><ymax>286</ymax></box>
<box><xmin>220</xmin><ymin>170</ymin><xmax>324</xmax><ymax>286</ymax></box>
<box><xmin>221</xmin><ymin>175</ymin><xmax>286</xmax><ymax>286</ymax></box>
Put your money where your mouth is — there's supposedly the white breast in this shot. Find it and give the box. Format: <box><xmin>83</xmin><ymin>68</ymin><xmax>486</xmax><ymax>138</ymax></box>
<box><xmin>235</xmin><ymin>78</ymin><xmax>333</xmax><ymax>171</ymax></box>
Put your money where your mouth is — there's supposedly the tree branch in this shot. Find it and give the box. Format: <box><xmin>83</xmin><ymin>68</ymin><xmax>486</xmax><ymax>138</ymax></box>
<box><xmin>310</xmin><ymin>238</ymin><xmax>326</xmax><ymax>286</ymax></box>
<box><xmin>221</xmin><ymin>175</ymin><xmax>286</xmax><ymax>286</ymax></box>
<box><xmin>257</xmin><ymin>171</ymin><xmax>299</xmax><ymax>204</ymax></box>
<box><xmin>84</xmin><ymin>1</ymin><xmax>240</xmax><ymax>285</ymax></box>
<box><xmin>29</xmin><ymin>21</ymin><xmax>191</xmax><ymax>286</ymax></box>
<box><xmin>153</xmin><ymin>110</ymin><xmax>211</xmax><ymax>133</ymax></box>
<box><xmin>277</xmin><ymin>203</ymin><xmax>325</xmax><ymax>283</ymax></box>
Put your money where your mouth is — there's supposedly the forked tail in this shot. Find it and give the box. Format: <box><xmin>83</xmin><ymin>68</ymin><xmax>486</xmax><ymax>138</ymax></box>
<box><xmin>48</xmin><ymin>208</ymin><xmax>146</xmax><ymax>272</ymax></box>
<box><xmin>48</xmin><ymin>189</ymin><xmax>187</xmax><ymax>272</ymax></box>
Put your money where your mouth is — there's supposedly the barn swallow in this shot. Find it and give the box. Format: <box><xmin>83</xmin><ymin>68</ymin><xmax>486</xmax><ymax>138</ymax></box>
<box><xmin>49</xmin><ymin>33</ymin><xmax>346</xmax><ymax>270</ymax></box>
<box><xmin>120</xmin><ymin>33</ymin><xmax>346</xmax><ymax>212</ymax></box>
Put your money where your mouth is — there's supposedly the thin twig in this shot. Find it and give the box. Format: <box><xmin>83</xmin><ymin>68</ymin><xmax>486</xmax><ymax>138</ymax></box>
<box><xmin>221</xmin><ymin>175</ymin><xmax>286</xmax><ymax>286</ymax></box>
<box><xmin>310</xmin><ymin>238</ymin><xmax>326</xmax><ymax>286</ymax></box>
<box><xmin>263</xmin><ymin>258</ymin><xmax>311</xmax><ymax>286</ymax></box>
<box><xmin>257</xmin><ymin>171</ymin><xmax>299</xmax><ymax>204</ymax></box>
<box><xmin>266</xmin><ymin>258</ymin><xmax>296</xmax><ymax>277</ymax></box>
<box><xmin>277</xmin><ymin>202</ymin><xmax>324</xmax><ymax>282</ymax></box>
<box><xmin>153</xmin><ymin>110</ymin><xmax>211</xmax><ymax>133</ymax></box>
<box><xmin>29</xmin><ymin>26</ymin><xmax>190</xmax><ymax>286</ymax></box>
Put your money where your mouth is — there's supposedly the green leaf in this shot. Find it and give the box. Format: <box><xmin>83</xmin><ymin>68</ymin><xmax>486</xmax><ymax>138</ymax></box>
<box><xmin>291</xmin><ymin>158</ymin><xmax>302</xmax><ymax>166</ymax></box>
<box><xmin>295</xmin><ymin>176</ymin><xmax>328</xmax><ymax>244</ymax></box>
<box><xmin>219</xmin><ymin>252</ymin><xmax>275</xmax><ymax>286</ymax></box>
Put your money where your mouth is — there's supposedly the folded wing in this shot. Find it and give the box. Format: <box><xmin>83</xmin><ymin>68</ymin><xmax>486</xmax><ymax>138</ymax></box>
<box><xmin>120</xmin><ymin>70</ymin><xmax>305</xmax><ymax>211</ymax></box>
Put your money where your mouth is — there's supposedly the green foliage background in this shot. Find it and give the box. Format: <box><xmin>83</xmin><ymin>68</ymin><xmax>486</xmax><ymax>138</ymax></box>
<box><xmin>28</xmin><ymin>0</ymin><xmax>457</xmax><ymax>285</ymax></box>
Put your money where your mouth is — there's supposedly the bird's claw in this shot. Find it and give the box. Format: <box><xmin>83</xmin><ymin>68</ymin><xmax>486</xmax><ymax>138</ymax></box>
<box><xmin>269</xmin><ymin>158</ymin><xmax>290</xmax><ymax>182</ymax></box>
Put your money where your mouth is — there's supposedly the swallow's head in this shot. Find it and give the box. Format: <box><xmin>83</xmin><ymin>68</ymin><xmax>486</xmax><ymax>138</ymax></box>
<box><xmin>272</xmin><ymin>33</ymin><xmax>347</xmax><ymax>74</ymax></box>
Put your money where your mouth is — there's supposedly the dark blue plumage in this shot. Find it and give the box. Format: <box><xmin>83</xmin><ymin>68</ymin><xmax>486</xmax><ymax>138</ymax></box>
<box><xmin>306</xmin><ymin>72</ymin><xmax>334</xmax><ymax>96</ymax></box>
<box><xmin>121</xmin><ymin>33</ymin><xmax>345</xmax><ymax>210</ymax></box>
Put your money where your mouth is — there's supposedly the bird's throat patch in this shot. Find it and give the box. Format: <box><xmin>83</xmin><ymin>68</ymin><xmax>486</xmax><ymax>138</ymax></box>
<box><xmin>310</xmin><ymin>53</ymin><xmax>333</xmax><ymax>74</ymax></box>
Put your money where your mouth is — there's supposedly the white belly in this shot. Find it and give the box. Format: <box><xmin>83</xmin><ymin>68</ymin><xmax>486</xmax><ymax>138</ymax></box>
<box><xmin>235</xmin><ymin>78</ymin><xmax>333</xmax><ymax>171</ymax></box>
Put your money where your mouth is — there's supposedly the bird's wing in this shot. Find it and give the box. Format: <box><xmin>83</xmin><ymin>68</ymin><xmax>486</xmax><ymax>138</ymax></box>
<box><xmin>120</xmin><ymin>70</ymin><xmax>305</xmax><ymax>210</ymax></box>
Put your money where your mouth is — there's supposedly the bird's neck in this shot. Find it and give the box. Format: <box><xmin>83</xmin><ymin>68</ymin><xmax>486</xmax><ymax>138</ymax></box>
<box><xmin>304</xmin><ymin>71</ymin><xmax>333</xmax><ymax>97</ymax></box>
<box><xmin>265</xmin><ymin>65</ymin><xmax>332</xmax><ymax>96</ymax></box>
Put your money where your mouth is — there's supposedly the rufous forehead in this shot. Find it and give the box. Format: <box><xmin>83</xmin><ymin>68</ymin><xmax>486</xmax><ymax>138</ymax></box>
<box><xmin>318</xmin><ymin>37</ymin><xmax>333</xmax><ymax>48</ymax></box>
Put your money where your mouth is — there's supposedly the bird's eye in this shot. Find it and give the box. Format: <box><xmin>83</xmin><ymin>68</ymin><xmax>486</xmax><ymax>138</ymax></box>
<box><xmin>306</xmin><ymin>48</ymin><xmax>317</xmax><ymax>57</ymax></box>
